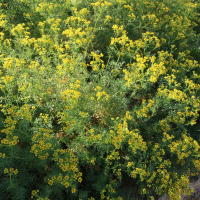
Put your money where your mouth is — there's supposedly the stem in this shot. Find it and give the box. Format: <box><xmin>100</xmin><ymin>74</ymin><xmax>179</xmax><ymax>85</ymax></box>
<box><xmin>7</xmin><ymin>174</ymin><xmax>15</xmax><ymax>189</ymax></box>
<box><xmin>11</xmin><ymin>146</ymin><xmax>14</xmax><ymax>157</ymax></box>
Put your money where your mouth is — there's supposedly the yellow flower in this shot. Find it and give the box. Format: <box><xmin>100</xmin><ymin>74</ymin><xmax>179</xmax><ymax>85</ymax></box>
<box><xmin>78</xmin><ymin>177</ymin><xmax>82</xmax><ymax>182</ymax></box>
<box><xmin>64</xmin><ymin>182</ymin><xmax>69</xmax><ymax>188</ymax></box>
<box><xmin>10</xmin><ymin>168</ymin><xmax>14</xmax><ymax>173</ymax></box>
<box><xmin>4</xmin><ymin>168</ymin><xmax>8</xmax><ymax>174</ymax></box>
<box><xmin>143</xmin><ymin>188</ymin><xmax>146</xmax><ymax>194</ymax></box>
<box><xmin>71</xmin><ymin>188</ymin><xmax>76</xmax><ymax>193</ymax></box>
<box><xmin>90</xmin><ymin>129</ymin><xmax>95</xmax><ymax>133</ymax></box>
<box><xmin>48</xmin><ymin>180</ymin><xmax>53</xmax><ymax>185</ymax></box>
<box><xmin>53</xmin><ymin>152</ymin><xmax>58</xmax><ymax>157</ymax></box>
<box><xmin>104</xmin><ymin>15</ymin><xmax>112</xmax><ymax>22</ymax></box>
<box><xmin>57</xmin><ymin>175</ymin><xmax>62</xmax><ymax>181</ymax></box>
<box><xmin>12</xmin><ymin>140</ymin><xmax>17</xmax><ymax>145</ymax></box>
<box><xmin>117</xmin><ymin>171</ymin><xmax>121</xmax><ymax>176</ymax></box>
<box><xmin>32</xmin><ymin>190</ymin><xmax>39</xmax><ymax>196</ymax></box>
<box><xmin>127</xmin><ymin>162</ymin><xmax>132</xmax><ymax>168</ymax></box>
<box><xmin>112</xmin><ymin>24</ymin><xmax>118</xmax><ymax>31</ymax></box>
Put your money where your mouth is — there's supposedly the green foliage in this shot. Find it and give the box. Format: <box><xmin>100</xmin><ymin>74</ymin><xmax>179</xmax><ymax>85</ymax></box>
<box><xmin>0</xmin><ymin>0</ymin><xmax>200</xmax><ymax>200</ymax></box>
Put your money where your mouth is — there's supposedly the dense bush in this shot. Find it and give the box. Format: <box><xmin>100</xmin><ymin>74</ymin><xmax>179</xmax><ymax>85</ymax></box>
<box><xmin>0</xmin><ymin>0</ymin><xmax>200</xmax><ymax>199</ymax></box>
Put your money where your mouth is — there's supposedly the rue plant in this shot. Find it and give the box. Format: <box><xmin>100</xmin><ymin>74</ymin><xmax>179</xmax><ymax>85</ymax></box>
<box><xmin>0</xmin><ymin>0</ymin><xmax>200</xmax><ymax>200</ymax></box>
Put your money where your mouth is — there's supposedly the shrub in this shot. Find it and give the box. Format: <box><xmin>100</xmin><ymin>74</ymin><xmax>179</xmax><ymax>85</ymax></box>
<box><xmin>0</xmin><ymin>0</ymin><xmax>200</xmax><ymax>199</ymax></box>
